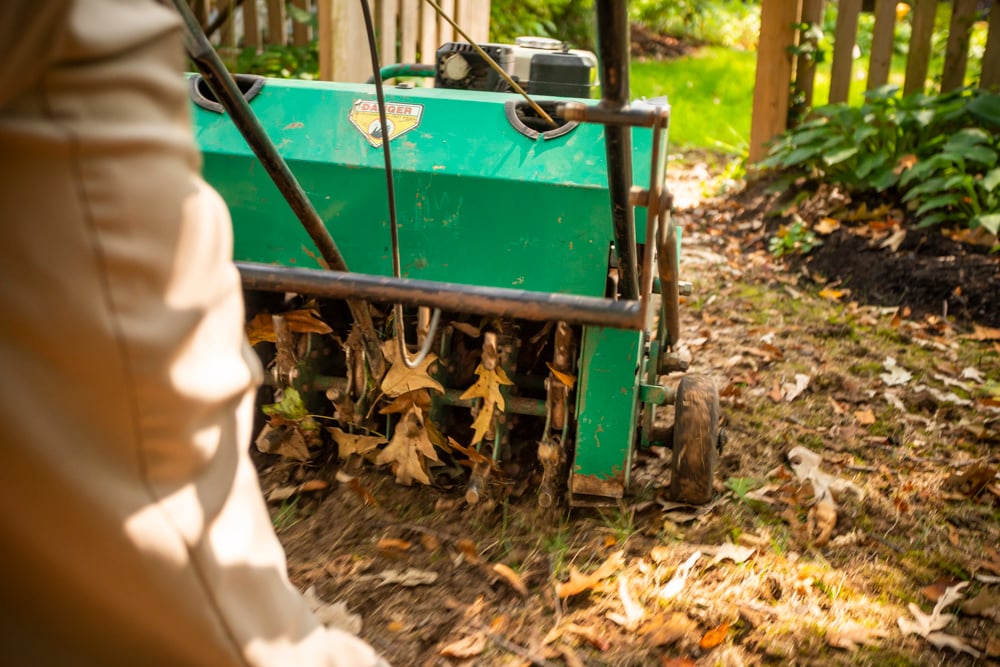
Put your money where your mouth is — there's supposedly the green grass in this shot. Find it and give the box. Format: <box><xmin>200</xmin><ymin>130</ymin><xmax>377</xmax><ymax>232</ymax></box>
<box><xmin>631</xmin><ymin>46</ymin><xmax>756</xmax><ymax>153</ymax></box>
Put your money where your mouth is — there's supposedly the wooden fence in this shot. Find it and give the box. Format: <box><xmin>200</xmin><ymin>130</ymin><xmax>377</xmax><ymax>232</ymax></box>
<box><xmin>190</xmin><ymin>0</ymin><xmax>491</xmax><ymax>83</ymax></box>
<box><xmin>750</xmin><ymin>0</ymin><xmax>1000</xmax><ymax>162</ymax></box>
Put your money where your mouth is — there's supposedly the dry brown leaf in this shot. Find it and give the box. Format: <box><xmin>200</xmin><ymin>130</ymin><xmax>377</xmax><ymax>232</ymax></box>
<box><xmin>492</xmin><ymin>563</ymin><xmax>528</xmax><ymax>596</ymax></box>
<box><xmin>555</xmin><ymin>644</ymin><xmax>586</xmax><ymax>667</ymax></box>
<box><xmin>546</xmin><ymin>362</ymin><xmax>577</xmax><ymax>388</ymax></box>
<box><xmin>819</xmin><ymin>287</ymin><xmax>846</xmax><ymax>302</ymax></box>
<box><xmin>419</xmin><ymin>533</ymin><xmax>441</xmax><ymax>553</ymax></box>
<box><xmin>826</xmin><ymin>619</ymin><xmax>886</xmax><ymax>651</ymax></box>
<box><xmin>649</xmin><ymin>545</ymin><xmax>672</xmax><ymax>563</ymax></box>
<box><xmin>245</xmin><ymin>308</ymin><xmax>333</xmax><ymax>345</ymax></box>
<box><xmin>640</xmin><ymin>612</ymin><xmax>697</xmax><ymax>647</ymax></box>
<box><xmin>963</xmin><ymin>324</ymin><xmax>1000</xmax><ymax>341</ymax></box>
<box><xmin>379</xmin><ymin>388</ymin><xmax>433</xmax><ymax>415</ymax></box>
<box><xmin>456</xmin><ymin>538</ymin><xmax>483</xmax><ymax>565</ymax></box>
<box><xmin>815</xmin><ymin>217</ymin><xmax>841</xmax><ymax>234</ymax></box>
<box><xmin>328</xmin><ymin>426</ymin><xmax>385</xmax><ymax>460</ymax></box>
<box><xmin>255</xmin><ymin>423</ymin><xmax>312</xmax><ymax>461</ymax></box>
<box><xmin>563</xmin><ymin>623</ymin><xmax>610</xmax><ymax>651</ymax></box>
<box><xmin>660</xmin><ymin>659</ymin><xmax>697</xmax><ymax>667</ymax></box>
<box><xmin>699</xmin><ymin>622</ymin><xmax>729</xmax><ymax>649</ymax></box>
<box><xmin>854</xmin><ymin>408</ymin><xmax>876</xmax><ymax>425</ymax></box>
<box><xmin>380</xmin><ymin>340</ymin><xmax>444</xmax><ymax>398</ymax></box>
<box><xmin>460</xmin><ymin>363</ymin><xmax>514</xmax><ymax>444</ymax></box>
<box><xmin>555</xmin><ymin>550</ymin><xmax>625</xmax><ymax>598</ymax></box>
<box><xmin>376</xmin><ymin>538</ymin><xmax>412</xmax><ymax>555</ymax></box>
<box><xmin>439</xmin><ymin>633</ymin><xmax>488</xmax><ymax>659</ymax></box>
<box><xmin>298</xmin><ymin>479</ymin><xmax>329</xmax><ymax>493</ymax></box>
<box><xmin>808</xmin><ymin>498</ymin><xmax>838</xmax><ymax>546</ymax></box>
<box><xmin>375</xmin><ymin>405</ymin><xmax>440</xmax><ymax>486</ymax></box>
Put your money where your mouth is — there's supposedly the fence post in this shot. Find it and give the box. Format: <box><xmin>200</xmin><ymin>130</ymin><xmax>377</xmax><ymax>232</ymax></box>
<box><xmin>794</xmin><ymin>0</ymin><xmax>826</xmax><ymax>110</ymax></box>
<box><xmin>243</xmin><ymin>0</ymin><xmax>262</xmax><ymax>51</ymax></box>
<box><xmin>380</xmin><ymin>0</ymin><xmax>400</xmax><ymax>62</ymax></box>
<box><xmin>457</xmin><ymin>0</ymin><xmax>491</xmax><ymax>43</ymax></box>
<box><xmin>867</xmin><ymin>0</ymin><xmax>897</xmax><ymax>90</ymax></box>
<box><xmin>828</xmin><ymin>0</ymin><xmax>862</xmax><ymax>103</ymax></box>
<box><xmin>420</xmin><ymin>0</ymin><xmax>438</xmax><ymax>64</ymax></box>
<box><xmin>267</xmin><ymin>0</ymin><xmax>286</xmax><ymax>45</ymax></box>
<box><xmin>399</xmin><ymin>0</ymin><xmax>419</xmax><ymax>62</ymax></box>
<box><xmin>980</xmin><ymin>3</ymin><xmax>1000</xmax><ymax>91</ymax></box>
<box><xmin>941</xmin><ymin>0</ymin><xmax>979</xmax><ymax>91</ymax></box>
<box><xmin>319</xmin><ymin>0</ymin><xmax>370</xmax><ymax>81</ymax></box>
<box><xmin>749</xmin><ymin>0</ymin><xmax>803</xmax><ymax>163</ymax></box>
<box><xmin>904</xmin><ymin>0</ymin><xmax>936</xmax><ymax>95</ymax></box>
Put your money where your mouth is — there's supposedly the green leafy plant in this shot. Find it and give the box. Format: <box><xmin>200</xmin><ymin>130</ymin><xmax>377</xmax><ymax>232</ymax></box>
<box><xmin>762</xmin><ymin>87</ymin><xmax>1000</xmax><ymax>233</ymax></box>
<box><xmin>769</xmin><ymin>218</ymin><xmax>822</xmax><ymax>257</ymax></box>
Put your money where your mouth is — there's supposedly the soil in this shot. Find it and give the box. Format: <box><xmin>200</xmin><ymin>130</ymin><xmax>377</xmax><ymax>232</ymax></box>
<box><xmin>257</xmin><ymin>155</ymin><xmax>1000</xmax><ymax>666</ymax></box>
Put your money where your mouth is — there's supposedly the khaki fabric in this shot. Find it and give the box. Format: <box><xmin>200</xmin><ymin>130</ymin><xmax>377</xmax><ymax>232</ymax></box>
<box><xmin>0</xmin><ymin>1</ymin><xmax>380</xmax><ymax>665</ymax></box>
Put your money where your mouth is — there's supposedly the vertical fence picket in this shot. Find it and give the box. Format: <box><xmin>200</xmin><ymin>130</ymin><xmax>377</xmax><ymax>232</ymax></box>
<box><xmin>941</xmin><ymin>0</ymin><xmax>980</xmax><ymax>92</ymax></box>
<box><xmin>244</xmin><ymin>0</ymin><xmax>262</xmax><ymax>51</ymax></box>
<box><xmin>749</xmin><ymin>0</ymin><xmax>803</xmax><ymax>163</ymax></box>
<box><xmin>983</xmin><ymin>6</ymin><xmax>1000</xmax><ymax>91</ymax></box>
<box><xmin>267</xmin><ymin>0</ymin><xmax>286</xmax><ymax>45</ymax></box>
<box><xmin>292</xmin><ymin>0</ymin><xmax>311</xmax><ymax>46</ymax></box>
<box><xmin>794</xmin><ymin>0</ymin><xmax>826</xmax><ymax>109</ymax></box>
<box><xmin>438</xmin><ymin>0</ymin><xmax>456</xmax><ymax>45</ymax></box>
<box><xmin>867</xmin><ymin>0</ymin><xmax>897</xmax><ymax>90</ymax></box>
<box><xmin>380</xmin><ymin>0</ymin><xmax>400</xmax><ymax>63</ymax></box>
<box><xmin>904</xmin><ymin>0</ymin><xmax>937</xmax><ymax>95</ymax></box>
<box><xmin>828</xmin><ymin>0</ymin><xmax>861</xmax><ymax>103</ymax></box>
<box><xmin>420</xmin><ymin>0</ymin><xmax>438</xmax><ymax>64</ymax></box>
<box><xmin>400</xmin><ymin>0</ymin><xmax>419</xmax><ymax>62</ymax></box>
<box><xmin>456</xmin><ymin>0</ymin><xmax>490</xmax><ymax>43</ymax></box>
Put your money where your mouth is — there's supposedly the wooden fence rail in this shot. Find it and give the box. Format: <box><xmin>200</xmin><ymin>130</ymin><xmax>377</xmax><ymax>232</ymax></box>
<box><xmin>190</xmin><ymin>0</ymin><xmax>490</xmax><ymax>83</ymax></box>
<box><xmin>750</xmin><ymin>0</ymin><xmax>1000</xmax><ymax>162</ymax></box>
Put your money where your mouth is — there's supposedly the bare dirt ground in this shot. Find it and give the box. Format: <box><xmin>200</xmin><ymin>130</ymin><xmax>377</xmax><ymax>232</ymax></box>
<box><xmin>257</xmin><ymin>155</ymin><xmax>1000</xmax><ymax>666</ymax></box>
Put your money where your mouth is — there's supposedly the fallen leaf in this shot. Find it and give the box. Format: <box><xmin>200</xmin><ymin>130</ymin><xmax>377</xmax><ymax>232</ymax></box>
<box><xmin>925</xmin><ymin>632</ymin><xmax>982</xmax><ymax>656</ymax></box>
<box><xmin>640</xmin><ymin>613</ymin><xmax>697</xmax><ymax>647</ymax></box>
<box><xmin>782</xmin><ymin>373</ymin><xmax>811</xmax><ymax>402</ymax></box>
<box><xmin>492</xmin><ymin>563</ymin><xmax>528</xmax><ymax>596</ymax></box>
<box><xmin>255</xmin><ymin>423</ymin><xmax>312</xmax><ymax>461</ymax></box>
<box><xmin>328</xmin><ymin>426</ymin><xmax>385</xmax><ymax>460</ymax></box>
<box><xmin>879</xmin><ymin>228</ymin><xmax>907</xmax><ymax>252</ymax></box>
<box><xmin>807</xmin><ymin>497</ymin><xmax>838</xmax><ymax>546</ymax></box>
<box><xmin>815</xmin><ymin>217</ymin><xmax>841</xmax><ymax>234</ymax></box>
<box><xmin>880</xmin><ymin>357</ymin><xmax>912</xmax><ymax>387</ymax></box>
<box><xmin>376</xmin><ymin>538</ymin><xmax>412</xmax><ymax>555</ymax></box>
<box><xmin>456</xmin><ymin>538</ymin><xmax>483</xmax><ymax>565</ymax></box>
<box><xmin>962</xmin><ymin>590</ymin><xmax>1000</xmax><ymax>621</ymax></box>
<box><xmin>898</xmin><ymin>582</ymin><xmax>967</xmax><ymax>638</ymax></box>
<box><xmin>373</xmin><ymin>567</ymin><xmax>438</xmax><ymax>587</ymax></box>
<box><xmin>819</xmin><ymin>287</ymin><xmax>846</xmax><ymax>302</ymax></box>
<box><xmin>661</xmin><ymin>659</ymin><xmax>697</xmax><ymax>667</ymax></box>
<box><xmin>854</xmin><ymin>408</ymin><xmax>876</xmax><ymax>425</ymax></box>
<box><xmin>826</xmin><ymin>619</ymin><xmax>886</xmax><ymax>651</ymax></box>
<box><xmin>379</xmin><ymin>388</ymin><xmax>432</xmax><ymax>415</ymax></box>
<box><xmin>606</xmin><ymin>574</ymin><xmax>645</xmax><ymax>630</ymax></box>
<box><xmin>439</xmin><ymin>633</ymin><xmax>487</xmax><ymax>659</ymax></box>
<box><xmin>699</xmin><ymin>622</ymin><xmax>729</xmax><ymax>649</ymax></box>
<box><xmin>302</xmin><ymin>586</ymin><xmax>363</xmax><ymax>634</ymax></box>
<box><xmin>658</xmin><ymin>551</ymin><xmax>701</xmax><ymax>601</ymax></box>
<box><xmin>563</xmin><ymin>623</ymin><xmax>610</xmax><ymax>651</ymax></box>
<box><xmin>555</xmin><ymin>550</ymin><xmax>625</xmax><ymax>598</ymax></box>
<box><xmin>963</xmin><ymin>324</ymin><xmax>1000</xmax><ymax>341</ymax></box>
<box><xmin>460</xmin><ymin>363</ymin><xmax>515</xmax><ymax>444</ymax></box>
<box><xmin>922</xmin><ymin>579</ymin><xmax>961</xmax><ymax>603</ymax></box>
<box><xmin>380</xmin><ymin>340</ymin><xmax>444</xmax><ymax>397</ymax></box>
<box><xmin>298</xmin><ymin>479</ymin><xmax>329</xmax><ymax>492</ymax></box>
<box><xmin>375</xmin><ymin>405</ymin><xmax>441</xmax><ymax>486</ymax></box>
<box><xmin>707</xmin><ymin>542</ymin><xmax>755</xmax><ymax>565</ymax></box>
<box><xmin>546</xmin><ymin>362</ymin><xmax>577</xmax><ymax>389</ymax></box>
<box><xmin>246</xmin><ymin>307</ymin><xmax>333</xmax><ymax>345</ymax></box>
<box><xmin>555</xmin><ymin>644</ymin><xmax>586</xmax><ymax>667</ymax></box>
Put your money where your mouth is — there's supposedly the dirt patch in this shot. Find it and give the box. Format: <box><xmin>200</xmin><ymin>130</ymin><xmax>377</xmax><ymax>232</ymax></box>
<box><xmin>721</xmin><ymin>175</ymin><xmax>1000</xmax><ymax>328</ymax></box>
<box><xmin>631</xmin><ymin>23</ymin><xmax>697</xmax><ymax>60</ymax></box>
<box><xmin>259</xmin><ymin>156</ymin><xmax>1000</xmax><ymax>666</ymax></box>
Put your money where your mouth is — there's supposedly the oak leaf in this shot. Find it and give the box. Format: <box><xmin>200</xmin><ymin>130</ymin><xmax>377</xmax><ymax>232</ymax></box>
<box><xmin>380</xmin><ymin>340</ymin><xmax>444</xmax><ymax>397</ymax></box>
<box><xmin>460</xmin><ymin>363</ymin><xmax>514</xmax><ymax>444</ymax></box>
<box><xmin>328</xmin><ymin>426</ymin><xmax>385</xmax><ymax>460</ymax></box>
<box><xmin>375</xmin><ymin>405</ymin><xmax>441</xmax><ymax>485</ymax></box>
<box><xmin>555</xmin><ymin>550</ymin><xmax>625</xmax><ymax>598</ymax></box>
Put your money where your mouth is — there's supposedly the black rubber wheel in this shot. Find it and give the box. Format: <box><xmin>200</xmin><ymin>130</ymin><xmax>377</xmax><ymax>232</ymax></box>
<box><xmin>670</xmin><ymin>374</ymin><xmax>719</xmax><ymax>504</ymax></box>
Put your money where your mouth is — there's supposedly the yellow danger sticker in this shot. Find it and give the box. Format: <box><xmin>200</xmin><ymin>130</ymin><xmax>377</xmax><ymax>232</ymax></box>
<box><xmin>348</xmin><ymin>99</ymin><xmax>424</xmax><ymax>147</ymax></box>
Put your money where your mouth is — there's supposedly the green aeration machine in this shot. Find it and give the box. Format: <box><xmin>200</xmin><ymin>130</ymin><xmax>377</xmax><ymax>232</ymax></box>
<box><xmin>188</xmin><ymin>14</ymin><xmax>720</xmax><ymax>508</ymax></box>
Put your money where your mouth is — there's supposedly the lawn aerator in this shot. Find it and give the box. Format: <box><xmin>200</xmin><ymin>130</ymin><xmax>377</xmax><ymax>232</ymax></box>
<box><xmin>179</xmin><ymin>0</ymin><xmax>721</xmax><ymax>506</ymax></box>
